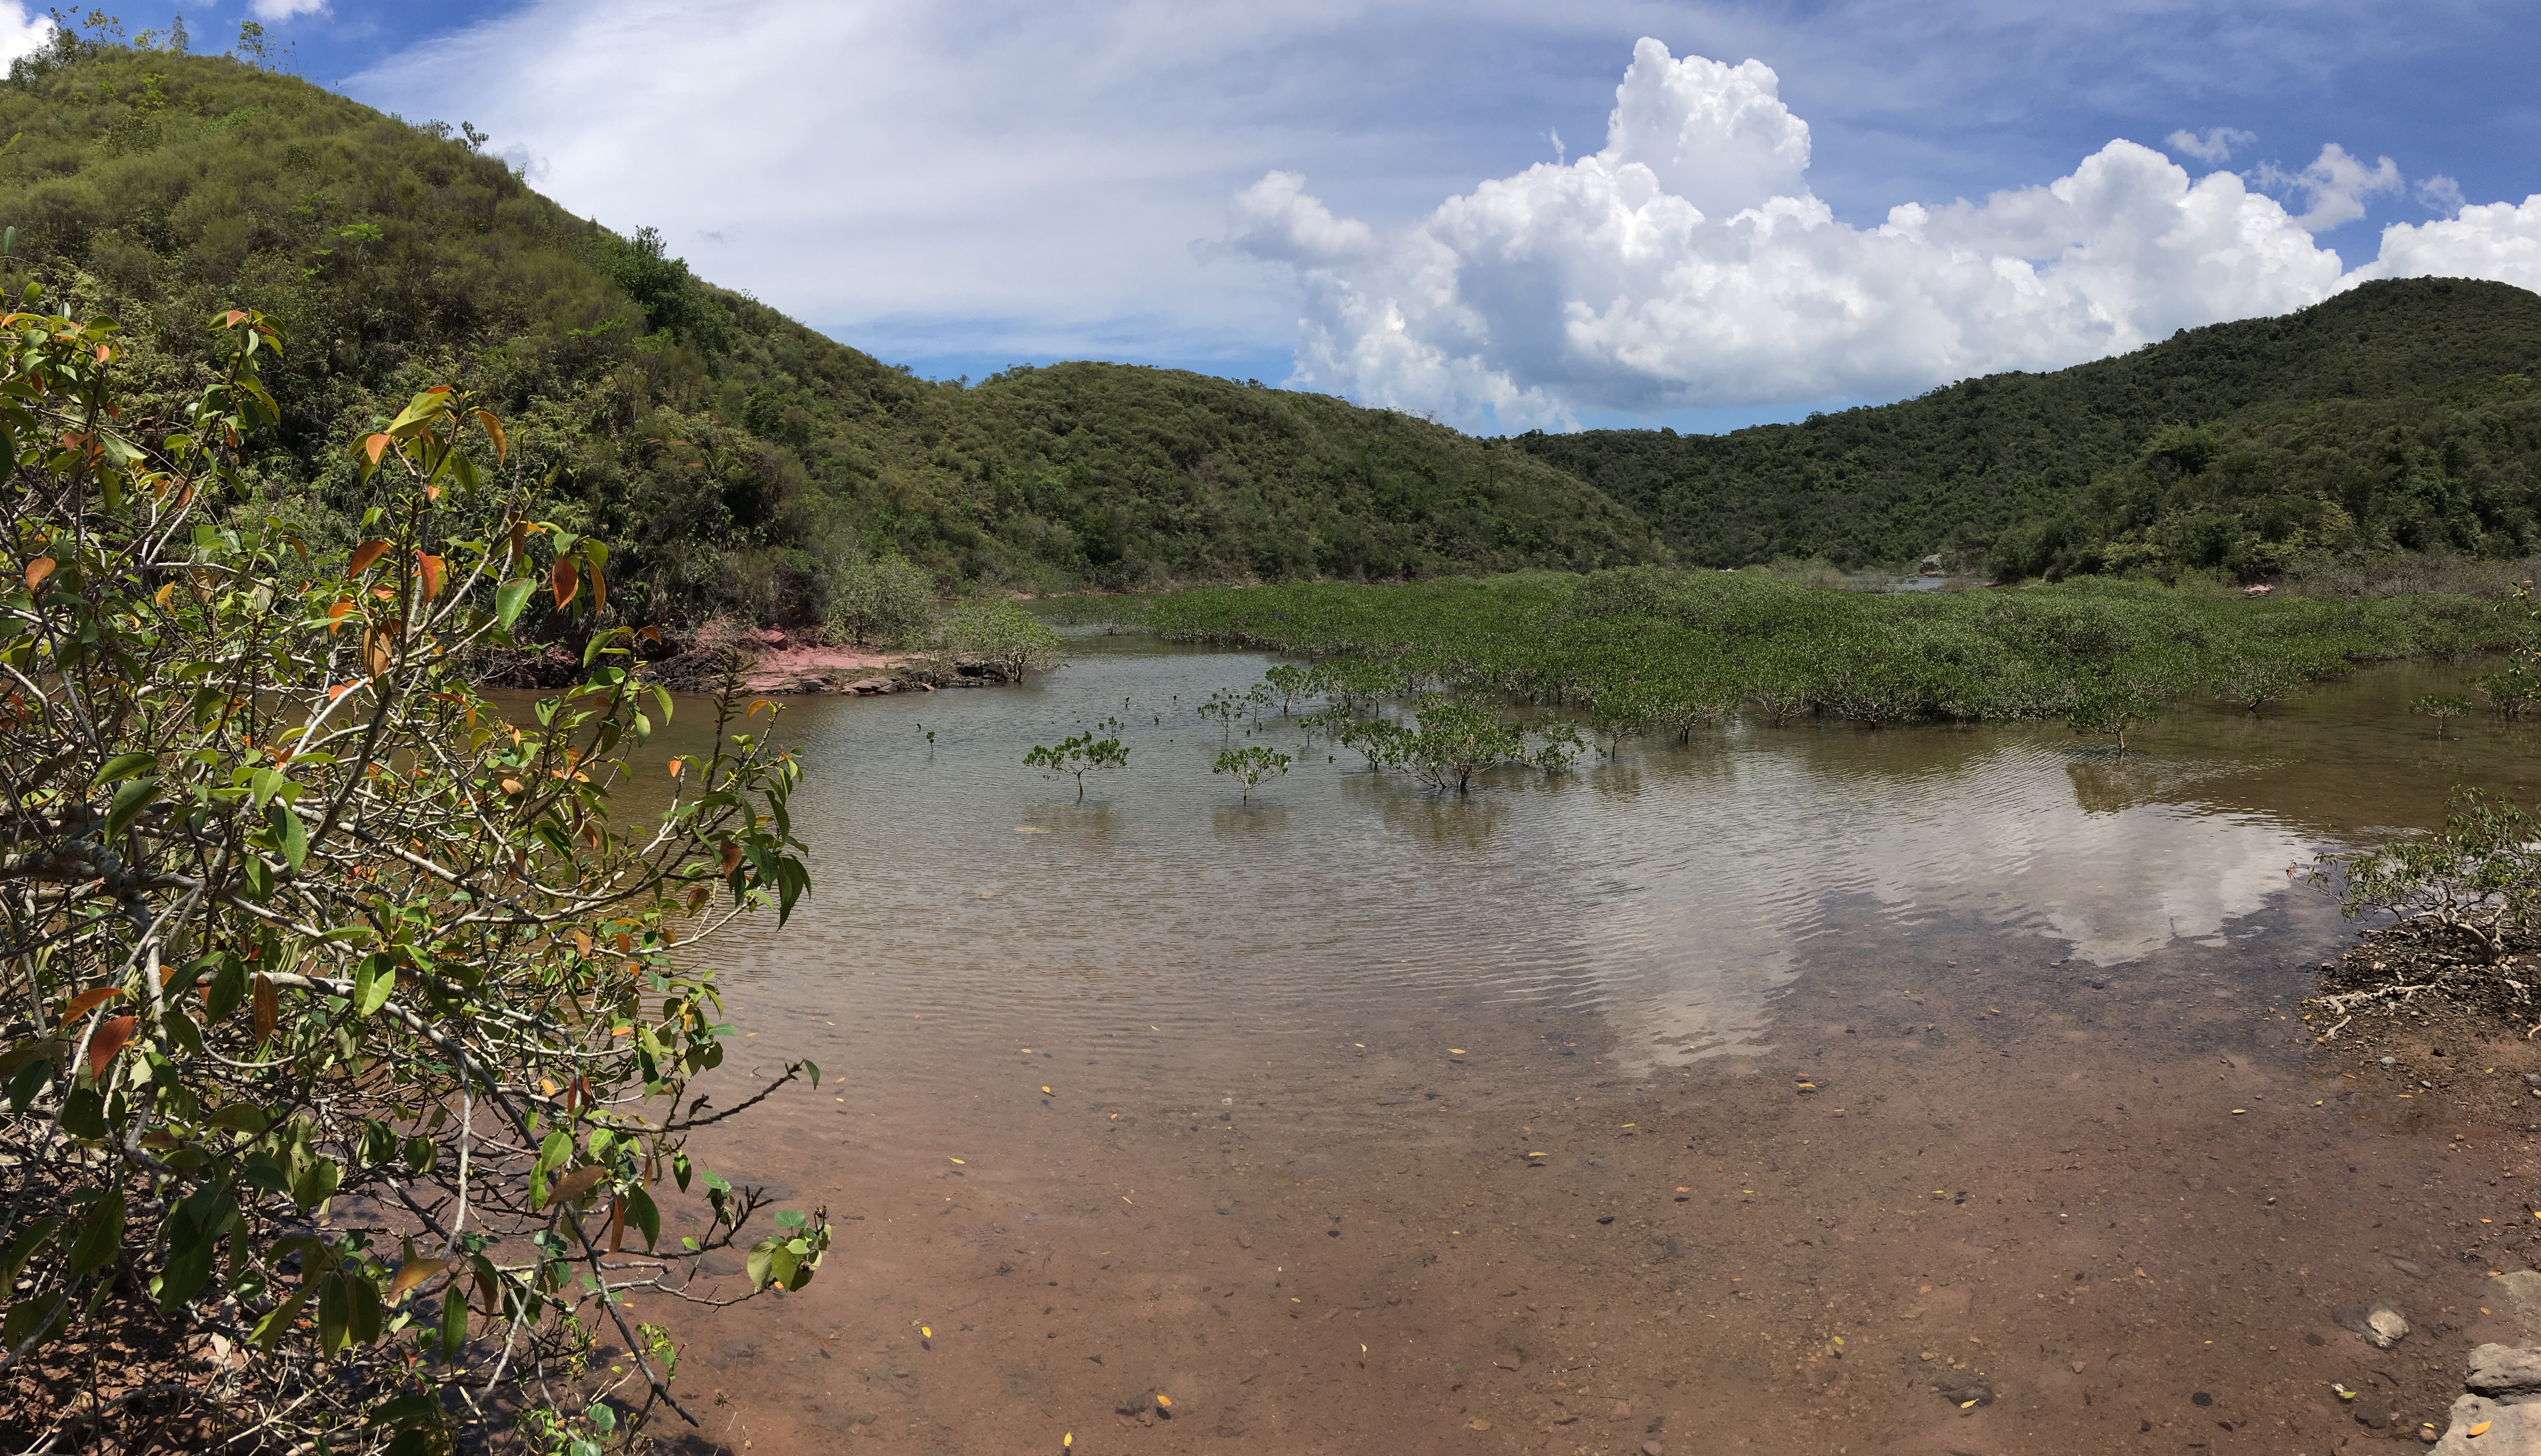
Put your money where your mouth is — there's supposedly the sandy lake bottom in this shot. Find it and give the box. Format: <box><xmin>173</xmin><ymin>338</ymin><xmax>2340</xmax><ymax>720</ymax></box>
<box><xmin>592</xmin><ymin>641</ymin><xmax>2541</xmax><ymax>1455</ymax></box>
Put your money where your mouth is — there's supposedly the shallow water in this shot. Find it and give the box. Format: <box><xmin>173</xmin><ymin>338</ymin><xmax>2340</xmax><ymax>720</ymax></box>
<box><xmin>624</xmin><ymin>642</ymin><xmax>2541</xmax><ymax>1454</ymax></box>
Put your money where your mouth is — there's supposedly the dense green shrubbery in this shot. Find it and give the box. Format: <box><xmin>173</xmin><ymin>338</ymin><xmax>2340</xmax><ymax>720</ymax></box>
<box><xmin>1150</xmin><ymin>568</ymin><xmax>2519</xmax><ymax>734</ymax></box>
<box><xmin>1516</xmin><ymin>280</ymin><xmax>2541</xmax><ymax>579</ymax></box>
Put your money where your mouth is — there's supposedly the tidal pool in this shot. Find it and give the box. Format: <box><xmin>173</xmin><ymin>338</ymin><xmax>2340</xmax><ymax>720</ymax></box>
<box><xmin>636</xmin><ymin>640</ymin><xmax>2541</xmax><ymax>1454</ymax></box>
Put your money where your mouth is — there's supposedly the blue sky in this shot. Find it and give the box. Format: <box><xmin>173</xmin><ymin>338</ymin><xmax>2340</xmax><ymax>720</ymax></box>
<box><xmin>31</xmin><ymin>1</ymin><xmax>2537</xmax><ymax>433</ymax></box>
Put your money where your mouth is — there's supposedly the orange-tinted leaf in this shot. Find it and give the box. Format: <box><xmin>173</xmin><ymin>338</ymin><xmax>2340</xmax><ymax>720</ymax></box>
<box><xmin>154</xmin><ymin>581</ymin><xmax>176</xmax><ymax>608</ymax></box>
<box><xmin>346</xmin><ymin>540</ymin><xmax>390</xmax><ymax>577</ymax></box>
<box><xmin>63</xmin><ymin>986</ymin><xmax>124</xmax><ymax>1021</ymax></box>
<box><xmin>570</xmin><ymin>929</ymin><xmax>593</xmax><ymax>958</ymax></box>
<box><xmin>361</xmin><ymin>433</ymin><xmax>392</xmax><ymax>467</ymax></box>
<box><xmin>327</xmin><ymin>599</ymin><xmax>355</xmax><ymax>634</ymax></box>
<box><xmin>94</xmin><ymin>342</ymin><xmax>110</xmax><ymax>364</ymax></box>
<box><xmin>363</xmin><ymin>629</ymin><xmax>392</xmax><ymax>679</ymax></box>
<box><xmin>590</xmin><ymin>563</ymin><xmax>606</xmax><ymax>617</ymax></box>
<box><xmin>328</xmin><ymin>683</ymin><xmax>353</xmax><ymax>702</ymax></box>
<box><xmin>222</xmin><ymin>309</ymin><xmax>249</xmax><ymax>327</ymax></box>
<box><xmin>606</xmin><ymin>1197</ymin><xmax>627</xmax><ymax>1254</ymax></box>
<box><xmin>666</xmin><ymin>758</ymin><xmax>682</xmax><ymax>779</ymax></box>
<box><xmin>88</xmin><ymin>1015</ymin><xmax>137</xmax><ymax>1076</ymax></box>
<box><xmin>388</xmin><ymin>1258</ymin><xmax>446</xmax><ymax>1303</ymax></box>
<box><xmin>252</xmin><ymin>974</ymin><xmax>277</xmax><ymax>1044</ymax></box>
<box><xmin>417</xmin><ymin>553</ymin><xmax>445</xmax><ymax>603</ymax></box>
<box><xmin>25</xmin><ymin>557</ymin><xmax>55</xmax><ymax>591</ymax></box>
<box><xmin>545</xmin><ymin>1164</ymin><xmax>609</xmax><ymax>1209</ymax></box>
<box><xmin>719</xmin><ymin>841</ymin><xmax>742</xmax><ymax>877</ymax></box>
<box><xmin>474</xmin><ymin>409</ymin><xmax>507</xmax><ymax>462</ymax></box>
<box><xmin>550</xmin><ymin>556</ymin><xmax>578</xmax><ymax>610</ymax></box>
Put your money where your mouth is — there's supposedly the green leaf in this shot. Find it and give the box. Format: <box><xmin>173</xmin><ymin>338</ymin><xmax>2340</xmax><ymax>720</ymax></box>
<box><xmin>206</xmin><ymin>959</ymin><xmax>247</xmax><ymax>1025</ymax></box>
<box><xmin>438</xmin><ymin>1283</ymin><xmax>467</xmax><ymax>1362</ymax></box>
<box><xmin>0</xmin><ymin>1293</ymin><xmax>69</xmax><ymax>1356</ymax></box>
<box><xmin>496</xmin><ymin>577</ymin><xmax>534</xmax><ymax>630</ymax></box>
<box><xmin>347</xmin><ymin>1270</ymin><xmax>383</xmax><ymax>1346</ymax></box>
<box><xmin>366</xmin><ymin>1392</ymin><xmax>445</xmax><ymax>1429</ymax></box>
<box><xmin>103</xmin><ymin>776</ymin><xmax>161</xmax><ymax>838</ymax></box>
<box><xmin>273</xmin><ymin>804</ymin><xmax>308</xmax><ymax>872</ymax></box>
<box><xmin>66</xmin><ymin>1190</ymin><xmax>125</xmax><ymax>1277</ymax></box>
<box><xmin>252</xmin><ymin>1287</ymin><xmax>309</xmax><ymax>1354</ymax></box>
<box><xmin>625</xmin><ymin>1186</ymin><xmax>661</xmax><ymax>1251</ymax></box>
<box><xmin>95</xmin><ymin>751</ymin><xmax>158</xmax><ymax>785</ymax></box>
<box><xmin>317</xmin><ymin>1273</ymin><xmax>349</xmax><ymax>1357</ymax></box>
<box><xmin>60</xmin><ymin>1087</ymin><xmax>107</xmax><ymax>1140</ymax></box>
<box><xmin>0</xmin><ymin>1217</ymin><xmax>61</xmax><ymax>1288</ymax></box>
<box><xmin>158</xmin><ymin>1234</ymin><xmax>217</xmax><ymax>1312</ymax></box>
<box><xmin>353</xmin><ymin>959</ymin><xmax>393</xmax><ymax>1019</ymax></box>
<box><xmin>290</xmin><ymin>1155</ymin><xmax>342</xmax><ymax>1214</ymax></box>
<box><xmin>745</xmin><ymin>1238</ymin><xmax>775</xmax><ymax>1291</ymax></box>
<box><xmin>207</xmin><ymin>1102</ymin><xmax>268</xmax><ymax>1134</ymax></box>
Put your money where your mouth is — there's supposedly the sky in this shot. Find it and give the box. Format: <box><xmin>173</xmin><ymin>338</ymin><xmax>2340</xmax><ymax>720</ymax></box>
<box><xmin>7</xmin><ymin>1</ymin><xmax>2538</xmax><ymax>434</ymax></box>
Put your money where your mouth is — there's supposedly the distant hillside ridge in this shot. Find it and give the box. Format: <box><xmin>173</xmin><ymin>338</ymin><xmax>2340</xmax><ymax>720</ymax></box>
<box><xmin>0</xmin><ymin>30</ymin><xmax>1661</xmax><ymax>630</ymax></box>
<box><xmin>1514</xmin><ymin>277</ymin><xmax>2541</xmax><ymax>581</ymax></box>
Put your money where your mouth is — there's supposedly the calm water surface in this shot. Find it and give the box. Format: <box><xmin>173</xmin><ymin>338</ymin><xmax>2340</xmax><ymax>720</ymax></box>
<box><xmin>634</xmin><ymin>639</ymin><xmax>2541</xmax><ymax>1455</ymax></box>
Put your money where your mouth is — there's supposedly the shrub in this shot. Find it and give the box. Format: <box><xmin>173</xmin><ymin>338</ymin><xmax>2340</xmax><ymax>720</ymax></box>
<box><xmin>0</xmin><ymin>309</ymin><xmax>824</xmax><ymax>1450</ymax></box>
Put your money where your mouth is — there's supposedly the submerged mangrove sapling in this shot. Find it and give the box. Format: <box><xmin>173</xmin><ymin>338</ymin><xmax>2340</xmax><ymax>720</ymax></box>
<box><xmin>1023</xmin><ymin>717</ymin><xmax>1131</xmax><ymax>802</ymax></box>
<box><xmin>2412</xmin><ymin>693</ymin><xmax>2474</xmax><ymax>738</ymax></box>
<box><xmin>1213</xmin><ymin>746</ymin><xmax>1292</xmax><ymax>801</ymax></box>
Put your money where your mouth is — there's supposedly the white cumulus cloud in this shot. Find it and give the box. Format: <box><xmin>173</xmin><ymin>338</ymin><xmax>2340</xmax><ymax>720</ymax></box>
<box><xmin>249</xmin><ymin>0</ymin><xmax>333</xmax><ymax>20</ymax></box>
<box><xmin>1221</xmin><ymin>38</ymin><xmax>2541</xmax><ymax>430</ymax></box>
<box><xmin>1223</xmin><ymin>38</ymin><xmax>2360</xmax><ymax>428</ymax></box>
<box><xmin>2254</xmin><ymin>141</ymin><xmax>2403</xmax><ymax>232</ymax></box>
<box><xmin>2355</xmin><ymin>195</ymin><xmax>2541</xmax><ymax>295</ymax></box>
<box><xmin>0</xmin><ymin>1</ymin><xmax>51</xmax><ymax>65</ymax></box>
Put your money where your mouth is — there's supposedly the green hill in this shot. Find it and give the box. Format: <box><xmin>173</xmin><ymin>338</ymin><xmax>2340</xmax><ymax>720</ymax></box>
<box><xmin>0</xmin><ymin>29</ymin><xmax>1660</xmax><ymax>629</ymax></box>
<box><xmin>1515</xmin><ymin>277</ymin><xmax>2541</xmax><ymax>580</ymax></box>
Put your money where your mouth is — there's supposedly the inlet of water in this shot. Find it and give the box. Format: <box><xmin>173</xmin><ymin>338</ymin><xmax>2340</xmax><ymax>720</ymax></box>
<box><xmin>628</xmin><ymin>641</ymin><xmax>2541</xmax><ymax>1453</ymax></box>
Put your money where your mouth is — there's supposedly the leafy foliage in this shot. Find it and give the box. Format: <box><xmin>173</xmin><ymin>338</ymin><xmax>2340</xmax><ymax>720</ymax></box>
<box><xmin>2318</xmin><ymin>789</ymin><xmax>2541</xmax><ymax>963</ymax></box>
<box><xmin>1514</xmin><ymin>279</ymin><xmax>2541</xmax><ymax>579</ymax></box>
<box><xmin>932</xmin><ymin>598</ymin><xmax>1060</xmax><ymax>682</ymax></box>
<box><xmin>1023</xmin><ymin>718</ymin><xmax>1130</xmax><ymax>802</ymax></box>
<box><xmin>1210</xmin><ymin>746</ymin><xmax>1291</xmax><ymax>800</ymax></box>
<box><xmin>0</xmin><ymin>306</ymin><xmax>823</xmax><ymax>1450</ymax></box>
<box><xmin>1149</xmin><ymin>567</ymin><xmax>2520</xmax><ymax>739</ymax></box>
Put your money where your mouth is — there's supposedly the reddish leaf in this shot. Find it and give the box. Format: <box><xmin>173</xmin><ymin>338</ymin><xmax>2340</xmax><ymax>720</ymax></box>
<box><xmin>590</xmin><ymin>563</ymin><xmax>606</xmax><ymax>618</ymax></box>
<box><xmin>388</xmin><ymin>1258</ymin><xmax>446</xmax><ymax>1303</ymax></box>
<box><xmin>474</xmin><ymin>409</ymin><xmax>507</xmax><ymax>462</ymax></box>
<box><xmin>327</xmin><ymin>598</ymin><xmax>355</xmax><ymax>634</ymax></box>
<box><xmin>416</xmin><ymin>552</ymin><xmax>445</xmax><ymax>604</ymax></box>
<box><xmin>550</xmin><ymin>557</ymin><xmax>578</xmax><ymax>611</ymax></box>
<box><xmin>719</xmin><ymin>841</ymin><xmax>742</xmax><ymax>877</ymax></box>
<box><xmin>361</xmin><ymin>433</ymin><xmax>392</xmax><ymax>467</ymax></box>
<box><xmin>62</xmin><ymin>986</ymin><xmax>124</xmax><ymax>1021</ymax></box>
<box><xmin>24</xmin><ymin>557</ymin><xmax>54</xmax><ymax>591</ymax></box>
<box><xmin>345</xmin><ymin>540</ymin><xmax>390</xmax><ymax>578</ymax></box>
<box><xmin>88</xmin><ymin>1015</ymin><xmax>137</xmax><ymax>1076</ymax></box>
<box><xmin>252</xmin><ymin>974</ymin><xmax>277</xmax><ymax>1044</ymax></box>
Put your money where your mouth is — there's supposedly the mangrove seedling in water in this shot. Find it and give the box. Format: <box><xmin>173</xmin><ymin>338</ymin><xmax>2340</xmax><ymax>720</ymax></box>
<box><xmin>1530</xmin><ymin>722</ymin><xmax>1588</xmax><ymax>774</ymax></box>
<box><xmin>2068</xmin><ymin>669</ymin><xmax>2167</xmax><ymax>756</ymax></box>
<box><xmin>1024</xmin><ymin>717</ymin><xmax>1131</xmax><ymax>802</ymax></box>
<box><xmin>2413</xmin><ymin>693</ymin><xmax>2473</xmax><ymax>738</ymax></box>
<box><xmin>1213</xmin><ymin>745</ymin><xmax>1293</xmax><ymax>800</ymax></box>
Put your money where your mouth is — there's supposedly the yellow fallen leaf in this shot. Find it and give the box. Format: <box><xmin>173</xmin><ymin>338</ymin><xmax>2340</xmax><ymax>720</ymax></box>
<box><xmin>1449</xmin><ymin>1048</ymin><xmax>1466</xmax><ymax>1054</ymax></box>
<box><xmin>1042</xmin><ymin>1085</ymin><xmax>1053</xmax><ymax>1094</ymax></box>
<box><xmin>920</xmin><ymin>1325</ymin><xmax>932</xmax><ymax>1338</ymax></box>
<box><xmin>2231</xmin><ymin>1108</ymin><xmax>2246</xmax><ymax>1115</ymax></box>
<box><xmin>949</xmin><ymin>1157</ymin><xmax>965</xmax><ymax>1164</ymax></box>
<box><xmin>1155</xmin><ymin>1395</ymin><xmax>1172</xmax><ymax>1408</ymax></box>
<box><xmin>2470</xmin><ymin>1420</ymin><xmax>2493</xmax><ymax>1436</ymax></box>
<box><xmin>1960</xmin><ymin>1400</ymin><xmax>1976</xmax><ymax>1410</ymax></box>
<box><xmin>1063</xmin><ymin>1435</ymin><xmax>1072</xmax><ymax>1449</ymax></box>
<box><xmin>1014</xmin><ymin>826</ymin><xmax>1047</xmax><ymax>833</ymax></box>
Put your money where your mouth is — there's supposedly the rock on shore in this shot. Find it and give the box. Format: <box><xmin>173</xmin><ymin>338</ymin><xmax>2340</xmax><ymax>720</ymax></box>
<box><xmin>2432</xmin><ymin>1344</ymin><xmax>2541</xmax><ymax>1453</ymax></box>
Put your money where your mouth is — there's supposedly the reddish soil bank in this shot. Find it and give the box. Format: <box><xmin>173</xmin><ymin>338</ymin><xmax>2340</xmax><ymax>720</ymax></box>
<box><xmin>607</xmin><ymin>894</ymin><xmax>2541</xmax><ymax>1456</ymax></box>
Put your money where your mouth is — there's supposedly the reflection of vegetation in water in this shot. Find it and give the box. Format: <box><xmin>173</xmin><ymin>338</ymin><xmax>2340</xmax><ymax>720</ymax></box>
<box><xmin>1151</xmin><ymin>569</ymin><xmax>2520</xmax><ymax>750</ymax></box>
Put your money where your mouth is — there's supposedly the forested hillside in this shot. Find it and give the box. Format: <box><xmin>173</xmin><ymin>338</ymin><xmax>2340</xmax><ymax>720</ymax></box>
<box><xmin>0</xmin><ymin>27</ymin><xmax>1659</xmax><ymax>630</ymax></box>
<box><xmin>1517</xmin><ymin>278</ymin><xmax>2541</xmax><ymax>580</ymax></box>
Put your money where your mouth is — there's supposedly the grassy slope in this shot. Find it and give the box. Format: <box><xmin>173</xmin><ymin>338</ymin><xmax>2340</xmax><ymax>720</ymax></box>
<box><xmin>0</xmin><ymin>39</ymin><xmax>1658</xmax><ymax>629</ymax></box>
<box><xmin>1514</xmin><ymin>279</ymin><xmax>2541</xmax><ymax>578</ymax></box>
